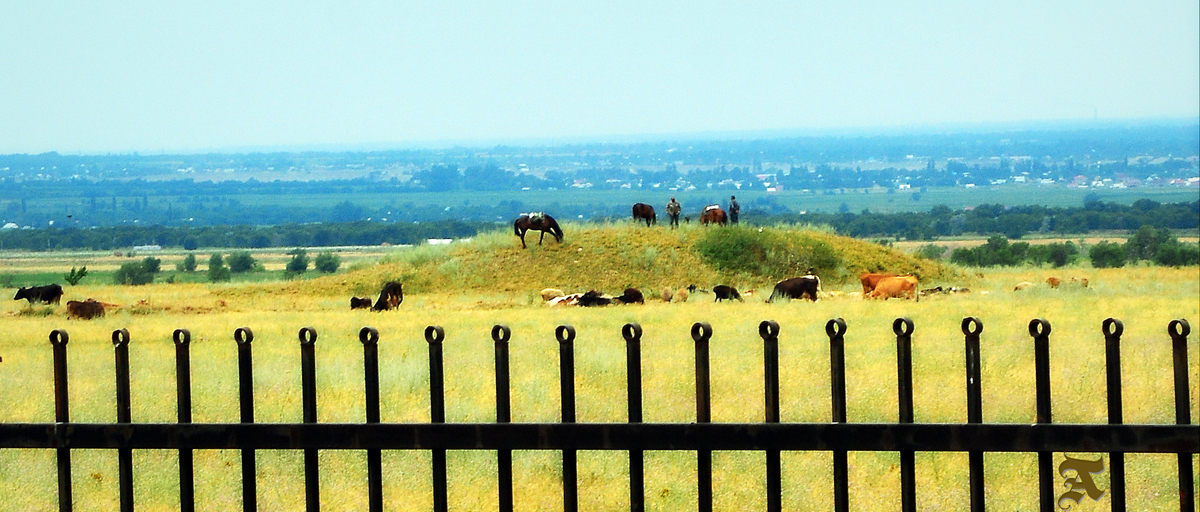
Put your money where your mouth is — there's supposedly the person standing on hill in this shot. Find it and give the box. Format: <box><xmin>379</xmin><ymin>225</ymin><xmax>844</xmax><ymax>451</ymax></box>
<box><xmin>728</xmin><ymin>195</ymin><xmax>740</xmax><ymax>224</ymax></box>
<box><xmin>666</xmin><ymin>196</ymin><xmax>682</xmax><ymax>228</ymax></box>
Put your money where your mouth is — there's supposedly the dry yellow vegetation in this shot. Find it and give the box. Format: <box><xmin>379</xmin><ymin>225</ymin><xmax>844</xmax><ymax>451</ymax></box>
<box><xmin>0</xmin><ymin>226</ymin><xmax>1196</xmax><ymax>511</ymax></box>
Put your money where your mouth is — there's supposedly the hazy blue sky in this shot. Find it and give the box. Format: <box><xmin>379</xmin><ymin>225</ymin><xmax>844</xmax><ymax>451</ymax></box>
<box><xmin>2</xmin><ymin>1</ymin><xmax>1197</xmax><ymax>154</ymax></box>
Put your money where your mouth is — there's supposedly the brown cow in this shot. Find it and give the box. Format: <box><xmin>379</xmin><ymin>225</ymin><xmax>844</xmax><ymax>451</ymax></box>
<box><xmin>868</xmin><ymin>275</ymin><xmax>919</xmax><ymax>300</ymax></box>
<box><xmin>1046</xmin><ymin>277</ymin><xmax>1061</xmax><ymax>288</ymax></box>
<box><xmin>859</xmin><ymin>273</ymin><xmax>898</xmax><ymax>295</ymax></box>
<box><xmin>700</xmin><ymin>205</ymin><xmax>727</xmax><ymax>226</ymax></box>
<box><xmin>66</xmin><ymin>299</ymin><xmax>105</xmax><ymax>320</ymax></box>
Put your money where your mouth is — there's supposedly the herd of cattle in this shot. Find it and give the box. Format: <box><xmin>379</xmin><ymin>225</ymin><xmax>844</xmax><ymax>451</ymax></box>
<box><xmin>13</xmin><ymin>271</ymin><xmax>1087</xmax><ymax>319</ymax></box>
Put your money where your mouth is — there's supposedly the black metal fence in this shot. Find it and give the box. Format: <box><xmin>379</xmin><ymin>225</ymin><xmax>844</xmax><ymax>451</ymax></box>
<box><xmin>1</xmin><ymin>317</ymin><xmax>1196</xmax><ymax>512</ymax></box>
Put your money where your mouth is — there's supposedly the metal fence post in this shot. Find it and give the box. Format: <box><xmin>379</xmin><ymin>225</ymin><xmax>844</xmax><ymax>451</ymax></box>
<box><xmin>556</xmin><ymin>325</ymin><xmax>578</xmax><ymax>512</ymax></box>
<box><xmin>112</xmin><ymin>329</ymin><xmax>134</xmax><ymax>512</ymax></box>
<box><xmin>1029</xmin><ymin>319</ymin><xmax>1053</xmax><ymax>512</ymax></box>
<box><xmin>174</xmin><ymin>328</ymin><xmax>195</xmax><ymax>512</ymax></box>
<box><xmin>623</xmin><ymin>323</ymin><xmax>644</xmax><ymax>512</ymax></box>
<box><xmin>299</xmin><ymin>327</ymin><xmax>319</xmax><ymax>512</ymax></box>
<box><xmin>691</xmin><ymin>322</ymin><xmax>713</xmax><ymax>512</ymax></box>
<box><xmin>826</xmin><ymin>318</ymin><xmax>848</xmax><ymax>512</ymax></box>
<box><xmin>759</xmin><ymin>320</ymin><xmax>782</xmax><ymax>512</ymax></box>
<box><xmin>962</xmin><ymin>317</ymin><xmax>985</xmax><ymax>512</ymax></box>
<box><xmin>50</xmin><ymin>329</ymin><xmax>72</xmax><ymax>512</ymax></box>
<box><xmin>359</xmin><ymin>327</ymin><xmax>382</xmax><ymax>512</ymax></box>
<box><xmin>1102</xmin><ymin>318</ymin><xmax>1126</xmax><ymax>512</ymax></box>
<box><xmin>235</xmin><ymin>327</ymin><xmax>257</xmax><ymax>512</ymax></box>
<box><xmin>425</xmin><ymin>325</ymin><xmax>447</xmax><ymax>512</ymax></box>
<box><xmin>1168</xmin><ymin>319</ymin><xmax>1194</xmax><ymax>512</ymax></box>
<box><xmin>492</xmin><ymin>325</ymin><xmax>513</xmax><ymax>512</ymax></box>
<box><xmin>893</xmin><ymin>318</ymin><xmax>916</xmax><ymax>512</ymax></box>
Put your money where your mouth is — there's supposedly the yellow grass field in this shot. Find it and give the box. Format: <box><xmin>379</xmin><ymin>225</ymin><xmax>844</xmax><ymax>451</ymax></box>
<box><xmin>0</xmin><ymin>227</ymin><xmax>1197</xmax><ymax>511</ymax></box>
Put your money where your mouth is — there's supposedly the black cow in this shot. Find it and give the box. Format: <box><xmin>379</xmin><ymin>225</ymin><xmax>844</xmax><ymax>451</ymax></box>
<box><xmin>372</xmin><ymin>282</ymin><xmax>404</xmax><ymax>311</ymax></box>
<box><xmin>350</xmin><ymin>297</ymin><xmax>373</xmax><ymax>309</ymax></box>
<box><xmin>767</xmin><ymin>275</ymin><xmax>821</xmax><ymax>302</ymax></box>
<box><xmin>713</xmin><ymin>285</ymin><xmax>743</xmax><ymax>302</ymax></box>
<box><xmin>14</xmin><ymin>284</ymin><xmax>64</xmax><ymax>305</ymax></box>
<box><xmin>577</xmin><ymin>290</ymin><xmax>613</xmax><ymax>307</ymax></box>
<box><xmin>615</xmin><ymin>288</ymin><xmax>644</xmax><ymax>304</ymax></box>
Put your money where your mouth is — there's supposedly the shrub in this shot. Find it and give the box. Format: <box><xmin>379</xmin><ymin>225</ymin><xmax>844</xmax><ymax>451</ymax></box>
<box><xmin>694</xmin><ymin>227</ymin><xmax>841</xmax><ymax>279</ymax></box>
<box><xmin>915</xmin><ymin>244</ymin><xmax>947</xmax><ymax>260</ymax></box>
<box><xmin>207</xmin><ymin>253</ymin><xmax>231</xmax><ymax>282</ymax></box>
<box><xmin>1154</xmin><ymin>240</ymin><xmax>1200</xmax><ymax>267</ymax></box>
<box><xmin>1089</xmin><ymin>241</ymin><xmax>1126</xmax><ymax>268</ymax></box>
<box><xmin>314</xmin><ymin>251</ymin><xmax>341</xmax><ymax>273</ymax></box>
<box><xmin>286</xmin><ymin>249</ymin><xmax>309</xmax><ymax>274</ymax></box>
<box><xmin>182</xmin><ymin>237</ymin><xmax>199</xmax><ymax>250</ymax></box>
<box><xmin>228</xmin><ymin>251</ymin><xmax>257</xmax><ymax>273</ymax></box>
<box><xmin>114</xmin><ymin>261</ymin><xmax>154</xmax><ymax>285</ymax></box>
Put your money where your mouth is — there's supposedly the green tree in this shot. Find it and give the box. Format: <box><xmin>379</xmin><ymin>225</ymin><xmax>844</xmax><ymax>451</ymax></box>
<box><xmin>314</xmin><ymin>251</ymin><xmax>341</xmax><ymax>273</ymax></box>
<box><xmin>227</xmin><ymin>251</ymin><xmax>257</xmax><ymax>273</ymax></box>
<box><xmin>176</xmin><ymin>253</ymin><xmax>197</xmax><ymax>272</ymax></box>
<box><xmin>285</xmin><ymin>248</ymin><xmax>309</xmax><ymax>275</ymax></box>
<box><xmin>114</xmin><ymin>261</ymin><xmax>154</xmax><ymax>285</ymax></box>
<box><xmin>1089</xmin><ymin>241</ymin><xmax>1126</xmax><ymax>268</ymax></box>
<box><xmin>142</xmin><ymin>256</ymin><xmax>162</xmax><ymax>273</ymax></box>
<box><xmin>1125</xmin><ymin>225</ymin><xmax>1170</xmax><ymax>262</ymax></box>
<box><xmin>64</xmin><ymin>266</ymin><xmax>89</xmax><ymax>285</ymax></box>
<box><xmin>207</xmin><ymin>253</ymin><xmax>231</xmax><ymax>282</ymax></box>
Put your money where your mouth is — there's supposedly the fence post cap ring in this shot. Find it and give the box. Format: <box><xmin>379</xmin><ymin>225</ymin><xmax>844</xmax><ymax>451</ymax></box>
<box><xmin>622</xmin><ymin>323</ymin><xmax>643</xmax><ymax>342</ymax></box>
<box><xmin>1028</xmin><ymin>318</ymin><xmax>1051</xmax><ymax>338</ymax></box>
<box><xmin>758</xmin><ymin>320</ymin><xmax>780</xmax><ymax>339</ymax></box>
<box><xmin>299</xmin><ymin>326</ymin><xmax>318</xmax><ymax>345</ymax></box>
<box><xmin>172</xmin><ymin>328</ymin><xmax>191</xmax><ymax>346</ymax></box>
<box><xmin>825</xmin><ymin>318</ymin><xmax>847</xmax><ymax>338</ymax></box>
<box><xmin>49</xmin><ymin>329</ymin><xmax>69</xmax><ymax>346</ymax></box>
<box><xmin>893</xmin><ymin>317</ymin><xmax>914</xmax><ymax>336</ymax></box>
<box><xmin>491</xmin><ymin>324</ymin><xmax>511</xmax><ymax>343</ymax></box>
<box><xmin>359</xmin><ymin>326</ymin><xmax>379</xmax><ymax>345</ymax></box>
<box><xmin>691</xmin><ymin>322</ymin><xmax>713</xmax><ymax>342</ymax></box>
<box><xmin>555</xmin><ymin>325</ymin><xmax>576</xmax><ymax>344</ymax></box>
<box><xmin>234</xmin><ymin>327</ymin><xmax>254</xmax><ymax>345</ymax></box>
<box><xmin>1169</xmin><ymin>318</ymin><xmax>1190</xmax><ymax>338</ymax></box>
<box><xmin>1102</xmin><ymin>318</ymin><xmax>1123</xmax><ymax>338</ymax></box>
<box><xmin>111</xmin><ymin>328</ymin><xmax>130</xmax><ymax>346</ymax></box>
<box><xmin>961</xmin><ymin>317</ymin><xmax>983</xmax><ymax>336</ymax></box>
<box><xmin>425</xmin><ymin>325</ymin><xmax>445</xmax><ymax>344</ymax></box>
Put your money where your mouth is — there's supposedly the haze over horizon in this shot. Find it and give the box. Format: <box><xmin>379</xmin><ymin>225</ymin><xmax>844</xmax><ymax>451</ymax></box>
<box><xmin>3</xmin><ymin>1</ymin><xmax>1197</xmax><ymax>155</ymax></box>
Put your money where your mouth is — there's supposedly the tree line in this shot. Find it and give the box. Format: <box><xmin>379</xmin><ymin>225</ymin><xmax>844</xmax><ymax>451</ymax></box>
<box><xmin>0</xmin><ymin>200</ymin><xmax>1195</xmax><ymax>253</ymax></box>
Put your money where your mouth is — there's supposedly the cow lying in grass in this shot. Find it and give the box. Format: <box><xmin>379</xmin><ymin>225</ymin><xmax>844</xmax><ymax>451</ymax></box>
<box><xmin>66</xmin><ymin>299</ymin><xmax>105</xmax><ymax>320</ymax></box>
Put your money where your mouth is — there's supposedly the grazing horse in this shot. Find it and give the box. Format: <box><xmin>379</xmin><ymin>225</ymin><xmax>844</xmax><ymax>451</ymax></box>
<box><xmin>632</xmin><ymin>203</ymin><xmax>656</xmax><ymax>226</ymax></box>
<box><xmin>700</xmin><ymin>205</ymin><xmax>727</xmax><ymax>226</ymax></box>
<box><xmin>514</xmin><ymin>213</ymin><xmax>564</xmax><ymax>248</ymax></box>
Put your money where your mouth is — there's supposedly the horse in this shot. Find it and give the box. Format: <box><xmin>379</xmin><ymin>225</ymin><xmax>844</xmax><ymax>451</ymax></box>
<box><xmin>632</xmin><ymin>203</ymin><xmax>656</xmax><ymax>226</ymax></box>
<box><xmin>700</xmin><ymin>205</ymin><xmax>727</xmax><ymax>226</ymax></box>
<box><xmin>514</xmin><ymin>213</ymin><xmax>564</xmax><ymax>248</ymax></box>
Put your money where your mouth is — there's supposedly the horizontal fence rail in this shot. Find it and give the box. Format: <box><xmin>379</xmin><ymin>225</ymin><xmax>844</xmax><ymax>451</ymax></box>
<box><xmin>2</xmin><ymin>317</ymin><xmax>1196</xmax><ymax>512</ymax></box>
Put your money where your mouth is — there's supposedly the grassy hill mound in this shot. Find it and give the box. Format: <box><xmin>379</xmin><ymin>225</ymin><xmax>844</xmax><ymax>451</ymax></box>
<box><xmin>270</xmin><ymin>223</ymin><xmax>955</xmax><ymax>299</ymax></box>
